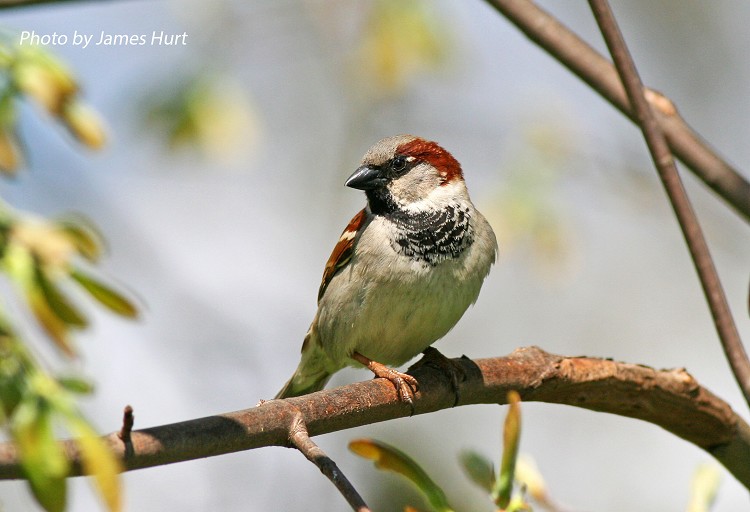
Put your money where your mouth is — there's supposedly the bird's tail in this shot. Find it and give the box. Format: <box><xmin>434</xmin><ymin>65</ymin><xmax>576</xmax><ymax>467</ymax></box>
<box><xmin>274</xmin><ymin>330</ymin><xmax>334</xmax><ymax>399</ymax></box>
<box><xmin>274</xmin><ymin>369</ymin><xmax>331</xmax><ymax>399</ymax></box>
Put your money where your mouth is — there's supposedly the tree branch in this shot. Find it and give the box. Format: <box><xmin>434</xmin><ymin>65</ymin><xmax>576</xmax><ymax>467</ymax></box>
<box><xmin>0</xmin><ymin>348</ymin><xmax>748</xmax><ymax>489</ymax></box>
<box><xmin>484</xmin><ymin>0</ymin><xmax>750</xmax><ymax>223</ymax></box>
<box><xmin>288</xmin><ymin>410</ymin><xmax>371</xmax><ymax>512</ymax></box>
<box><xmin>588</xmin><ymin>0</ymin><xmax>750</xmax><ymax>409</ymax></box>
<box><xmin>0</xmin><ymin>0</ymin><xmax>105</xmax><ymax>8</ymax></box>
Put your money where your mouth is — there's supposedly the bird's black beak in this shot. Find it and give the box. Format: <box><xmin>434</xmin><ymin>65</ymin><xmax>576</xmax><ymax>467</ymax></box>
<box><xmin>345</xmin><ymin>165</ymin><xmax>387</xmax><ymax>190</ymax></box>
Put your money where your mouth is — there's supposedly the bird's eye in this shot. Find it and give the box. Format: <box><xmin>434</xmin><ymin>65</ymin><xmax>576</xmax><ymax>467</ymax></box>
<box><xmin>391</xmin><ymin>155</ymin><xmax>408</xmax><ymax>174</ymax></box>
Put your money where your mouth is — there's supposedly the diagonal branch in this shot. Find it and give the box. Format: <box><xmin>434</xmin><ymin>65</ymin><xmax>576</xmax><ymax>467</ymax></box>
<box><xmin>587</xmin><ymin>0</ymin><xmax>750</xmax><ymax>409</ymax></box>
<box><xmin>483</xmin><ymin>0</ymin><xmax>750</xmax><ymax>223</ymax></box>
<box><xmin>288</xmin><ymin>410</ymin><xmax>371</xmax><ymax>512</ymax></box>
<box><xmin>0</xmin><ymin>348</ymin><xmax>748</xmax><ymax>490</ymax></box>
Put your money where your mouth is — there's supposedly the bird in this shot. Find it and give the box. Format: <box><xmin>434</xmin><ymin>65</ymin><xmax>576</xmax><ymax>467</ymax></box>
<box><xmin>275</xmin><ymin>134</ymin><xmax>497</xmax><ymax>403</ymax></box>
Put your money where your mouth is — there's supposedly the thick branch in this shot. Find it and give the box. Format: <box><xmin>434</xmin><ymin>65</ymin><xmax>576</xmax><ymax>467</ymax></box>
<box><xmin>484</xmin><ymin>0</ymin><xmax>750</xmax><ymax>223</ymax></box>
<box><xmin>0</xmin><ymin>347</ymin><xmax>747</xmax><ymax>489</ymax></box>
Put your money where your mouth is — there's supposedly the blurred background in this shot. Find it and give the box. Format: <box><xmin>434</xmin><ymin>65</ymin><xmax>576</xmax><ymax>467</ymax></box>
<box><xmin>1</xmin><ymin>0</ymin><xmax>749</xmax><ymax>510</ymax></box>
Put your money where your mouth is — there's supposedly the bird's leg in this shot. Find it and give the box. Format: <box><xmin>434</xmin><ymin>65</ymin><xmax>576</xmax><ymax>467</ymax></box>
<box><xmin>351</xmin><ymin>351</ymin><xmax>419</xmax><ymax>404</ymax></box>
<box><xmin>408</xmin><ymin>347</ymin><xmax>466</xmax><ymax>406</ymax></box>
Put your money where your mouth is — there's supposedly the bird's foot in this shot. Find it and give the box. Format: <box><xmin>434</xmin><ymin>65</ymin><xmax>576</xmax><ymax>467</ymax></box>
<box><xmin>408</xmin><ymin>347</ymin><xmax>466</xmax><ymax>406</ymax></box>
<box><xmin>352</xmin><ymin>351</ymin><xmax>419</xmax><ymax>404</ymax></box>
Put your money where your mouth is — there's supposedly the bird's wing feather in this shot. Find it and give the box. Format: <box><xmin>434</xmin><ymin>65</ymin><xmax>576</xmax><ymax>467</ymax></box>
<box><xmin>318</xmin><ymin>209</ymin><xmax>367</xmax><ymax>302</ymax></box>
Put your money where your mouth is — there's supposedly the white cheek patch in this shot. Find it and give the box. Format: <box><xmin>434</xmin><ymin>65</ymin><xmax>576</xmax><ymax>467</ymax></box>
<box><xmin>388</xmin><ymin>162</ymin><xmax>443</xmax><ymax>206</ymax></box>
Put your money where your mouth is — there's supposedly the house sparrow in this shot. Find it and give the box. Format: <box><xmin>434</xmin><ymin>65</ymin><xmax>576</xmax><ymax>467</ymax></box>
<box><xmin>276</xmin><ymin>135</ymin><xmax>497</xmax><ymax>403</ymax></box>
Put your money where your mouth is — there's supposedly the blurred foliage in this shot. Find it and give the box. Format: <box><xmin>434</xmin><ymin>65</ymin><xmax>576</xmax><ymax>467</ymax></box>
<box><xmin>352</xmin><ymin>0</ymin><xmax>450</xmax><ymax>98</ymax></box>
<box><xmin>352</xmin><ymin>392</ymin><xmax>545</xmax><ymax>512</ymax></box>
<box><xmin>4</xmin><ymin>209</ymin><xmax>137</xmax><ymax>355</ymax></box>
<box><xmin>0</xmin><ymin>35</ymin><xmax>135</xmax><ymax>512</ymax></box>
<box><xmin>513</xmin><ymin>455</ymin><xmax>557</xmax><ymax>511</ymax></box>
<box><xmin>1</xmin><ymin>319</ymin><xmax>122</xmax><ymax>512</ymax></box>
<box><xmin>350</xmin><ymin>438</ymin><xmax>454</xmax><ymax>512</ymax></box>
<box><xmin>0</xmin><ymin>204</ymin><xmax>136</xmax><ymax>512</ymax></box>
<box><xmin>496</xmin><ymin>390</ymin><xmax>522</xmax><ymax>509</ymax></box>
<box><xmin>0</xmin><ymin>34</ymin><xmax>107</xmax><ymax>174</ymax></box>
<box><xmin>486</xmin><ymin>112</ymin><xmax>578</xmax><ymax>283</ymax></box>
<box><xmin>460</xmin><ymin>391</ymin><xmax>535</xmax><ymax>512</ymax></box>
<box><xmin>686</xmin><ymin>463</ymin><xmax>722</xmax><ymax>512</ymax></box>
<box><xmin>141</xmin><ymin>74</ymin><xmax>259</xmax><ymax>164</ymax></box>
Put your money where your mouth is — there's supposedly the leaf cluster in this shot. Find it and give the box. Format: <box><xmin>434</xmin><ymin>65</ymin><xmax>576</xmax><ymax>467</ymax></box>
<box><xmin>0</xmin><ymin>38</ymin><xmax>136</xmax><ymax>512</ymax></box>
<box><xmin>0</xmin><ymin>33</ymin><xmax>107</xmax><ymax>173</ymax></box>
<box><xmin>350</xmin><ymin>392</ymin><xmax>545</xmax><ymax>512</ymax></box>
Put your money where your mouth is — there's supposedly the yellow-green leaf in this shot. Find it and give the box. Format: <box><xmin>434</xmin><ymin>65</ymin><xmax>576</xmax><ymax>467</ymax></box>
<box><xmin>65</xmin><ymin>415</ymin><xmax>122</xmax><ymax>512</ymax></box>
<box><xmin>57</xmin><ymin>218</ymin><xmax>103</xmax><ymax>262</ymax></box>
<box><xmin>349</xmin><ymin>438</ymin><xmax>452</xmax><ymax>512</ymax></box>
<box><xmin>3</xmin><ymin>243</ymin><xmax>74</xmax><ymax>354</ymax></box>
<box><xmin>26</xmin><ymin>277</ymin><xmax>75</xmax><ymax>356</ymax></box>
<box><xmin>70</xmin><ymin>269</ymin><xmax>137</xmax><ymax>318</ymax></box>
<box><xmin>59</xmin><ymin>99</ymin><xmax>107</xmax><ymax>150</ymax></box>
<box><xmin>495</xmin><ymin>390</ymin><xmax>522</xmax><ymax>508</ymax></box>
<box><xmin>0</xmin><ymin>128</ymin><xmax>21</xmax><ymax>175</ymax></box>
<box><xmin>458</xmin><ymin>450</ymin><xmax>495</xmax><ymax>494</ymax></box>
<box><xmin>12</xmin><ymin>47</ymin><xmax>77</xmax><ymax>115</ymax></box>
<box><xmin>12</xmin><ymin>398</ymin><xmax>69</xmax><ymax>512</ymax></box>
<box><xmin>28</xmin><ymin>286</ymin><xmax>76</xmax><ymax>356</ymax></box>
<box><xmin>58</xmin><ymin>376</ymin><xmax>94</xmax><ymax>395</ymax></box>
<box><xmin>34</xmin><ymin>264</ymin><xmax>88</xmax><ymax>328</ymax></box>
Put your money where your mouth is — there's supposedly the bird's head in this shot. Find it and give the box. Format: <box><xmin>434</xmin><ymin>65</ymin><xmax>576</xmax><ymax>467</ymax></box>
<box><xmin>345</xmin><ymin>135</ymin><xmax>466</xmax><ymax>214</ymax></box>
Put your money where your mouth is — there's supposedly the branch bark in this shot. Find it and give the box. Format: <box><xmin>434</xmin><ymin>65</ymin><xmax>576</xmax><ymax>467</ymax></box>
<box><xmin>0</xmin><ymin>348</ymin><xmax>748</xmax><ymax>489</ymax></box>
<box><xmin>484</xmin><ymin>0</ymin><xmax>750</xmax><ymax>223</ymax></box>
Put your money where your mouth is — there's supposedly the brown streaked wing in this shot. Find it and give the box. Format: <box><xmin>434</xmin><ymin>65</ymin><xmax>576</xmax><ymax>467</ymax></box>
<box><xmin>318</xmin><ymin>209</ymin><xmax>368</xmax><ymax>302</ymax></box>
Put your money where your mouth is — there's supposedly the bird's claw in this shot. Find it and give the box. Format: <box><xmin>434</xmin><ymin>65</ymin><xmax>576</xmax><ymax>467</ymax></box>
<box><xmin>352</xmin><ymin>351</ymin><xmax>419</xmax><ymax>406</ymax></box>
<box><xmin>378</xmin><ymin>367</ymin><xmax>419</xmax><ymax>404</ymax></box>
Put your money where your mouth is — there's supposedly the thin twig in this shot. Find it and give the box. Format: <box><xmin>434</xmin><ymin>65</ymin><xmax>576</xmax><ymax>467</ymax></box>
<box><xmin>117</xmin><ymin>405</ymin><xmax>134</xmax><ymax>443</ymax></box>
<box><xmin>483</xmin><ymin>0</ymin><xmax>750</xmax><ymax>223</ymax></box>
<box><xmin>587</xmin><ymin>0</ymin><xmax>750</xmax><ymax>408</ymax></box>
<box><xmin>0</xmin><ymin>348</ymin><xmax>748</xmax><ymax>488</ymax></box>
<box><xmin>288</xmin><ymin>411</ymin><xmax>371</xmax><ymax>512</ymax></box>
<box><xmin>117</xmin><ymin>404</ymin><xmax>135</xmax><ymax>458</ymax></box>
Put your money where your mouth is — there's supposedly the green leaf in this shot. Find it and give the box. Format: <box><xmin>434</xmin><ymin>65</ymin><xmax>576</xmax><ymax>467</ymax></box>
<box><xmin>12</xmin><ymin>396</ymin><xmax>69</xmax><ymax>512</ymax></box>
<box><xmin>58</xmin><ymin>376</ymin><xmax>94</xmax><ymax>395</ymax></box>
<box><xmin>0</xmin><ymin>361</ymin><xmax>24</xmax><ymax>419</ymax></box>
<box><xmin>64</xmin><ymin>414</ymin><xmax>122</xmax><ymax>512</ymax></box>
<box><xmin>349</xmin><ymin>438</ymin><xmax>453</xmax><ymax>512</ymax></box>
<box><xmin>0</xmin><ymin>320</ymin><xmax>30</xmax><ymax>419</ymax></box>
<box><xmin>458</xmin><ymin>450</ymin><xmax>495</xmax><ymax>494</ymax></box>
<box><xmin>3</xmin><ymin>244</ymin><xmax>75</xmax><ymax>355</ymax></box>
<box><xmin>495</xmin><ymin>390</ymin><xmax>522</xmax><ymax>508</ymax></box>
<box><xmin>27</xmin><ymin>282</ymin><xmax>75</xmax><ymax>356</ymax></box>
<box><xmin>34</xmin><ymin>263</ymin><xmax>88</xmax><ymax>328</ymax></box>
<box><xmin>57</xmin><ymin>217</ymin><xmax>103</xmax><ymax>262</ymax></box>
<box><xmin>70</xmin><ymin>269</ymin><xmax>137</xmax><ymax>318</ymax></box>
